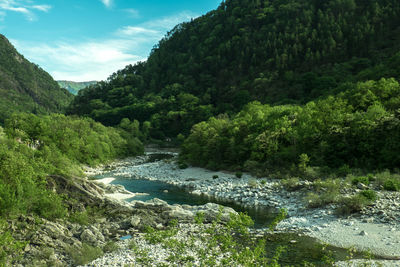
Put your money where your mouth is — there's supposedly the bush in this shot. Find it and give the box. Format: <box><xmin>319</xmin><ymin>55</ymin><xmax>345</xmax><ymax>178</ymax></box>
<box><xmin>235</xmin><ymin>172</ymin><xmax>243</xmax><ymax>178</ymax></box>
<box><xmin>212</xmin><ymin>175</ymin><xmax>219</xmax><ymax>179</ymax></box>
<box><xmin>359</xmin><ymin>190</ymin><xmax>378</xmax><ymax>201</ymax></box>
<box><xmin>281</xmin><ymin>177</ymin><xmax>302</xmax><ymax>191</ymax></box>
<box><xmin>103</xmin><ymin>241</ymin><xmax>119</xmax><ymax>253</ymax></box>
<box><xmin>383</xmin><ymin>179</ymin><xmax>399</xmax><ymax>191</ymax></box>
<box><xmin>336</xmin><ymin>195</ymin><xmax>371</xmax><ymax>215</ymax></box>
<box><xmin>178</xmin><ymin>162</ymin><xmax>188</xmax><ymax>169</ymax></box>
<box><xmin>351</xmin><ymin>176</ymin><xmax>370</xmax><ymax>186</ymax></box>
<box><xmin>0</xmin><ymin>220</ymin><xmax>26</xmax><ymax>265</ymax></box>
<box><xmin>68</xmin><ymin>243</ymin><xmax>103</xmax><ymax>265</ymax></box>
<box><xmin>248</xmin><ymin>179</ymin><xmax>258</xmax><ymax>188</ymax></box>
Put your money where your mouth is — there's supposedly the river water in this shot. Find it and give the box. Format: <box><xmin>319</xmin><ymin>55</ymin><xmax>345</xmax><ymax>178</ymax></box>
<box><xmin>94</xmin><ymin>153</ymin><xmax>368</xmax><ymax>265</ymax></box>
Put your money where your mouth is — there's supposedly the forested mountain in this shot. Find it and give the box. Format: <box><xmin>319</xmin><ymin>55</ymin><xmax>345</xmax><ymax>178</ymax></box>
<box><xmin>68</xmin><ymin>0</ymin><xmax>400</xmax><ymax>138</ymax></box>
<box><xmin>0</xmin><ymin>34</ymin><xmax>73</xmax><ymax>121</ymax></box>
<box><xmin>57</xmin><ymin>80</ymin><xmax>98</xmax><ymax>95</ymax></box>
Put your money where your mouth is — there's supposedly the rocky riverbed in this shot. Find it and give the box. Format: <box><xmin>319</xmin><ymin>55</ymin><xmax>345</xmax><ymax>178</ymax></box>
<box><xmin>86</xmin><ymin>151</ymin><xmax>400</xmax><ymax>266</ymax></box>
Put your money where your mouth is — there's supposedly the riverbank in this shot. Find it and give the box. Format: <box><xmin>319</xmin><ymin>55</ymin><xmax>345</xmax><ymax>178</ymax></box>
<box><xmin>90</xmin><ymin>152</ymin><xmax>400</xmax><ymax>264</ymax></box>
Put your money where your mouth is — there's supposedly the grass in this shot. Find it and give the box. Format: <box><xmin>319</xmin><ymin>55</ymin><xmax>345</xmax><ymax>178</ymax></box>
<box><xmin>67</xmin><ymin>243</ymin><xmax>103</xmax><ymax>265</ymax></box>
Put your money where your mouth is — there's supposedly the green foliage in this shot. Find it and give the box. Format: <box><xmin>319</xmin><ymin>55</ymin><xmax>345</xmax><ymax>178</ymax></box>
<box><xmin>0</xmin><ymin>112</ymin><xmax>142</xmax><ymax>225</ymax></box>
<box><xmin>68</xmin><ymin>0</ymin><xmax>400</xmax><ymax>138</ymax></box>
<box><xmin>351</xmin><ymin>176</ymin><xmax>371</xmax><ymax>186</ymax></box>
<box><xmin>269</xmin><ymin>209</ymin><xmax>288</xmax><ymax>231</ymax></box>
<box><xmin>0</xmin><ymin>220</ymin><xmax>26</xmax><ymax>266</ymax></box>
<box><xmin>360</xmin><ymin>190</ymin><xmax>378</xmax><ymax>202</ymax></box>
<box><xmin>336</xmin><ymin>195</ymin><xmax>372</xmax><ymax>215</ymax></box>
<box><xmin>305</xmin><ymin>179</ymin><xmax>342</xmax><ymax>208</ymax></box>
<box><xmin>181</xmin><ymin>78</ymin><xmax>400</xmax><ymax>173</ymax></box>
<box><xmin>67</xmin><ymin>243</ymin><xmax>103</xmax><ymax>265</ymax></box>
<box><xmin>178</xmin><ymin>162</ymin><xmax>188</xmax><ymax>169</ymax></box>
<box><xmin>5</xmin><ymin>113</ymin><xmax>142</xmax><ymax>167</ymax></box>
<box><xmin>69</xmin><ymin>210</ymin><xmax>90</xmax><ymax>225</ymax></box>
<box><xmin>298</xmin><ymin>154</ymin><xmax>310</xmax><ymax>173</ymax></box>
<box><xmin>375</xmin><ymin>171</ymin><xmax>400</xmax><ymax>191</ymax></box>
<box><xmin>383</xmin><ymin>179</ymin><xmax>399</xmax><ymax>191</ymax></box>
<box><xmin>102</xmin><ymin>241</ymin><xmax>119</xmax><ymax>253</ymax></box>
<box><xmin>281</xmin><ymin>177</ymin><xmax>302</xmax><ymax>192</ymax></box>
<box><xmin>0</xmin><ymin>35</ymin><xmax>73</xmax><ymax>122</ymax></box>
<box><xmin>235</xmin><ymin>171</ymin><xmax>243</xmax><ymax>178</ymax></box>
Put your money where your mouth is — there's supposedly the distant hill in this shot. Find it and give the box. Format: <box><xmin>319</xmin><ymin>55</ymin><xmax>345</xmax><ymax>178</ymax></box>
<box><xmin>0</xmin><ymin>34</ymin><xmax>73</xmax><ymax>121</ymax></box>
<box><xmin>68</xmin><ymin>0</ymin><xmax>400</xmax><ymax>138</ymax></box>
<box><xmin>57</xmin><ymin>80</ymin><xmax>98</xmax><ymax>95</ymax></box>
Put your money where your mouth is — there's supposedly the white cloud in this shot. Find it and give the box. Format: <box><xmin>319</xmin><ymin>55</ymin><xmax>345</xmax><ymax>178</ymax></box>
<box><xmin>0</xmin><ymin>0</ymin><xmax>51</xmax><ymax>21</ymax></box>
<box><xmin>31</xmin><ymin>4</ymin><xmax>51</xmax><ymax>12</ymax></box>
<box><xmin>11</xmin><ymin>38</ymin><xmax>145</xmax><ymax>82</ymax></box>
<box><xmin>8</xmin><ymin>11</ymin><xmax>200</xmax><ymax>81</ymax></box>
<box><xmin>100</xmin><ymin>0</ymin><xmax>112</xmax><ymax>8</ymax></box>
<box><xmin>116</xmin><ymin>26</ymin><xmax>158</xmax><ymax>37</ymax></box>
<box><xmin>125</xmin><ymin>8</ymin><xmax>139</xmax><ymax>18</ymax></box>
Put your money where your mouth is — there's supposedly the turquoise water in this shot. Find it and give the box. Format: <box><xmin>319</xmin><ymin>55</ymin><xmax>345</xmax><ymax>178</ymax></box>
<box><xmin>110</xmin><ymin>178</ymin><xmax>277</xmax><ymax>228</ymax></box>
<box><xmin>94</xmin><ymin>154</ymin><xmax>373</xmax><ymax>265</ymax></box>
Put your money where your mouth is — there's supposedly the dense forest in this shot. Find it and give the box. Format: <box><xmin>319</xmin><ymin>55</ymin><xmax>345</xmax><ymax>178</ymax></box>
<box><xmin>181</xmin><ymin>78</ymin><xmax>400</xmax><ymax>174</ymax></box>
<box><xmin>0</xmin><ymin>35</ymin><xmax>73</xmax><ymax>121</ymax></box>
<box><xmin>68</xmin><ymin>0</ymin><xmax>400</xmax><ymax>139</ymax></box>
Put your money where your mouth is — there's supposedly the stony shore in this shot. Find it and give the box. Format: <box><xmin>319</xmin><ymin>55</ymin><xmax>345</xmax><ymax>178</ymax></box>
<box><xmin>87</xmin><ymin>151</ymin><xmax>400</xmax><ymax>266</ymax></box>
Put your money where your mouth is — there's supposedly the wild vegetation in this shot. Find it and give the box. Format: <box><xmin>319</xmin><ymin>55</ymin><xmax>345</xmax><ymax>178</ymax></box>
<box><xmin>180</xmin><ymin>78</ymin><xmax>400</xmax><ymax>173</ymax></box>
<box><xmin>0</xmin><ymin>113</ymin><xmax>142</xmax><ymax>217</ymax></box>
<box><xmin>0</xmin><ymin>35</ymin><xmax>73</xmax><ymax>122</ymax></box>
<box><xmin>68</xmin><ymin>0</ymin><xmax>400</xmax><ymax>139</ymax></box>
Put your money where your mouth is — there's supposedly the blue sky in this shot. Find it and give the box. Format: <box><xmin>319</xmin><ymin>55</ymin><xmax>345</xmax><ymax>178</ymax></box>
<box><xmin>0</xmin><ymin>0</ymin><xmax>222</xmax><ymax>81</ymax></box>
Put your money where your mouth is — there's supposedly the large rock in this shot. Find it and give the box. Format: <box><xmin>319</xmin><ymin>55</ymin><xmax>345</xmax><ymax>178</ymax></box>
<box><xmin>46</xmin><ymin>175</ymin><xmax>105</xmax><ymax>205</ymax></box>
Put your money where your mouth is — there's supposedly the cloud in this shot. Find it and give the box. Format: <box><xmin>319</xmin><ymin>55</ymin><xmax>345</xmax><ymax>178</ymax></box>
<box><xmin>116</xmin><ymin>26</ymin><xmax>158</xmax><ymax>37</ymax></box>
<box><xmin>100</xmin><ymin>0</ymin><xmax>112</xmax><ymax>8</ymax></box>
<box><xmin>125</xmin><ymin>8</ymin><xmax>139</xmax><ymax>18</ymax></box>
<box><xmin>11</xmin><ymin>38</ymin><xmax>145</xmax><ymax>82</ymax></box>
<box><xmin>0</xmin><ymin>0</ymin><xmax>51</xmax><ymax>21</ymax></box>
<box><xmin>31</xmin><ymin>4</ymin><xmax>51</xmax><ymax>12</ymax></box>
<box><xmin>8</xmin><ymin>11</ymin><xmax>200</xmax><ymax>81</ymax></box>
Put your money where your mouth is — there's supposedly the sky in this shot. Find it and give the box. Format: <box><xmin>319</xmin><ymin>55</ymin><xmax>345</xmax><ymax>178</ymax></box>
<box><xmin>0</xmin><ymin>0</ymin><xmax>222</xmax><ymax>82</ymax></box>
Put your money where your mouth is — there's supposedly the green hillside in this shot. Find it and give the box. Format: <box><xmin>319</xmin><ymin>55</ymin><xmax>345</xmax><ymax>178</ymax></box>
<box><xmin>0</xmin><ymin>34</ymin><xmax>73</xmax><ymax>121</ymax></box>
<box><xmin>57</xmin><ymin>80</ymin><xmax>97</xmax><ymax>95</ymax></box>
<box><xmin>68</xmin><ymin>0</ymin><xmax>400</xmax><ymax>140</ymax></box>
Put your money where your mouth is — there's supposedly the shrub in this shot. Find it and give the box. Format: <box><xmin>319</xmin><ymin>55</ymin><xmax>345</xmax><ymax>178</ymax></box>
<box><xmin>336</xmin><ymin>195</ymin><xmax>371</xmax><ymax>215</ymax></box>
<box><xmin>178</xmin><ymin>162</ymin><xmax>188</xmax><ymax>169</ymax></box>
<box><xmin>351</xmin><ymin>176</ymin><xmax>370</xmax><ymax>186</ymax></box>
<box><xmin>359</xmin><ymin>190</ymin><xmax>378</xmax><ymax>201</ymax></box>
<box><xmin>68</xmin><ymin>243</ymin><xmax>103</xmax><ymax>265</ymax></box>
<box><xmin>248</xmin><ymin>179</ymin><xmax>258</xmax><ymax>188</ymax></box>
<box><xmin>306</xmin><ymin>191</ymin><xmax>340</xmax><ymax>208</ymax></box>
<box><xmin>281</xmin><ymin>177</ymin><xmax>301</xmax><ymax>191</ymax></box>
<box><xmin>69</xmin><ymin>210</ymin><xmax>90</xmax><ymax>225</ymax></box>
<box><xmin>383</xmin><ymin>179</ymin><xmax>399</xmax><ymax>191</ymax></box>
<box><xmin>212</xmin><ymin>175</ymin><xmax>219</xmax><ymax>179</ymax></box>
<box><xmin>103</xmin><ymin>241</ymin><xmax>118</xmax><ymax>253</ymax></box>
<box><xmin>0</xmin><ymin>220</ymin><xmax>26</xmax><ymax>265</ymax></box>
<box><xmin>235</xmin><ymin>172</ymin><xmax>243</xmax><ymax>178</ymax></box>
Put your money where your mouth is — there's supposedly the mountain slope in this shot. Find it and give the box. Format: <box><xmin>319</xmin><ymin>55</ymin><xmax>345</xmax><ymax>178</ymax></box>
<box><xmin>68</xmin><ymin>0</ymin><xmax>400</xmax><ymax>138</ymax></box>
<box><xmin>0</xmin><ymin>34</ymin><xmax>73</xmax><ymax>121</ymax></box>
<box><xmin>57</xmin><ymin>80</ymin><xmax>98</xmax><ymax>95</ymax></box>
